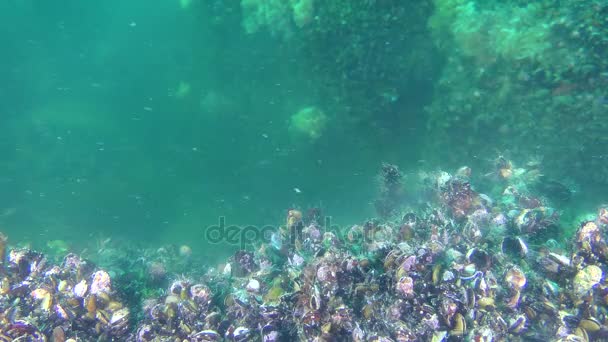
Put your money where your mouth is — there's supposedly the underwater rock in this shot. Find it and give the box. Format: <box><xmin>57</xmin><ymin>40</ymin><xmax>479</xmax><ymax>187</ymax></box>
<box><xmin>573</xmin><ymin>265</ymin><xmax>602</xmax><ymax>296</ymax></box>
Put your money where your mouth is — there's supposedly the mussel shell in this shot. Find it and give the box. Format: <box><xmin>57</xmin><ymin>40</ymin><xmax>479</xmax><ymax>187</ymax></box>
<box><xmin>384</xmin><ymin>250</ymin><xmax>401</xmax><ymax>270</ymax></box>
<box><xmin>432</xmin><ymin>264</ymin><xmax>442</xmax><ymax>285</ymax></box>
<box><xmin>73</xmin><ymin>280</ymin><xmax>88</xmax><ymax>298</ymax></box>
<box><xmin>562</xmin><ymin>315</ymin><xmax>581</xmax><ymax>329</ymax></box>
<box><xmin>52</xmin><ymin>326</ymin><xmax>65</xmax><ymax>342</ymax></box>
<box><xmin>262</xmin><ymin>323</ymin><xmax>279</xmax><ymax>335</ymax></box>
<box><xmin>191</xmin><ymin>330</ymin><xmax>220</xmax><ymax>341</ymax></box>
<box><xmin>495</xmin><ymin>315</ymin><xmax>508</xmax><ymax>332</ymax></box>
<box><xmin>190</xmin><ymin>284</ymin><xmax>212</xmax><ymax>305</ymax></box>
<box><xmin>0</xmin><ymin>277</ymin><xmax>9</xmax><ymax>295</ymax></box>
<box><xmin>136</xmin><ymin>324</ymin><xmax>155</xmax><ymax>342</ymax></box>
<box><xmin>6</xmin><ymin>320</ymin><xmax>45</xmax><ymax>340</ymax></box>
<box><xmin>177</xmin><ymin>299</ymin><xmax>199</xmax><ymax>323</ymax></box>
<box><xmin>450</xmin><ymin>312</ymin><xmax>466</xmax><ymax>336</ymax></box>
<box><xmin>108</xmin><ymin>308</ymin><xmax>130</xmax><ymax>335</ymax></box>
<box><xmin>501</xmin><ymin>237</ymin><xmax>528</xmax><ymax>259</ymax></box>
<box><xmin>96</xmin><ymin>309</ymin><xmax>111</xmax><ymax>325</ymax></box>
<box><xmin>260</xmin><ymin>305</ymin><xmax>281</xmax><ymax>321</ymax></box>
<box><xmin>465</xmin><ymin>287</ymin><xmax>476</xmax><ymax>308</ymax></box>
<box><xmin>262</xmin><ymin>328</ymin><xmax>281</xmax><ymax>342</ymax></box>
<box><xmin>309</xmin><ymin>285</ymin><xmax>322</xmax><ymax>310</ymax></box>
<box><xmin>578</xmin><ymin>318</ymin><xmax>601</xmax><ymax>332</ymax></box>
<box><xmin>477</xmin><ymin>297</ymin><xmax>495</xmax><ymax>310</ymax></box>
<box><xmin>574</xmin><ymin>327</ymin><xmax>589</xmax><ymax>342</ymax></box>
<box><xmin>148</xmin><ymin>303</ymin><xmax>167</xmax><ymax>322</ymax></box>
<box><xmin>542</xmin><ymin>279</ymin><xmax>560</xmax><ymax>297</ymax></box>
<box><xmin>205</xmin><ymin>310</ymin><xmax>222</xmax><ymax>327</ymax></box>
<box><xmin>84</xmin><ymin>294</ymin><xmax>97</xmax><ymax>317</ymax></box>
<box><xmin>9</xmin><ymin>250</ymin><xmax>45</xmax><ymax>278</ymax></box>
<box><xmin>467</xmin><ymin>248</ymin><xmax>492</xmax><ymax>270</ymax></box>
<box><xmin>508</xmin><ymin>315</ymin><xmax>527</xmax><ymax>334</ymax></box>
<box><xmin>10</xmin><ymin>281</ymin><xmax>32</xmax><ymax>296</ymax></box>
<box><xmin>110</xmin><ymin>307</ymin><xmax>129</xmax><ymax>326</ymax></box>
<box><xmin>232</xmin><ymin>326</ymin><xmax>251</xmax><ymax>342</ymax></box>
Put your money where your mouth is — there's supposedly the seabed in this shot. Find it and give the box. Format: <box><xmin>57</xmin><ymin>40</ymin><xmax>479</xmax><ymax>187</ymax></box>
<box><xmin>0</xmin><ymin>159</ymin><xmax>606</xmax><ymax>342</ymax></box>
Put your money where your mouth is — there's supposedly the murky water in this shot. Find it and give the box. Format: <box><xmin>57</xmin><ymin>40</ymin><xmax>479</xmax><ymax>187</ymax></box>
<box><xmin>1</xmin><ymin>1</ymin><xmax>607</xmax><ymax>340</ymax></box>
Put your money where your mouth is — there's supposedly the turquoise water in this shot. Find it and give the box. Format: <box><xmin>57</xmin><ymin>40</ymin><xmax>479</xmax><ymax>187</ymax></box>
<box><xmin>3</xmin><ymin>2</ymin><xmax>608</xmax><ymax>341</ymax></box>
<box><xmin>1</xmin><ymin>0</ymin><xmax>606</xmax><ymax>262</ymax></box>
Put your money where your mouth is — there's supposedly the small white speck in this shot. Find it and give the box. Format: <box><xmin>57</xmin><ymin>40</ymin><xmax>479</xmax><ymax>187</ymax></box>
<box><xmin>262</xmin><ymin>133</ymin><xmax>269</xmax><ymax>139</ymax></box>
<box><xmin>293</xmin><ymin>187</ymin><xmax>302</xmax><ymax>194</ymax></box>
<box><xmin>129</xmin><ymin>22</ymin><xmax>137</xmax><ymax>27</ymax></box>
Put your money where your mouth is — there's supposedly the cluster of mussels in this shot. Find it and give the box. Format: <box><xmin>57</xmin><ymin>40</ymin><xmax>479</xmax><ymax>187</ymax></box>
<box><xmin>127</xmin><ymin>161</ymin><xmax>608</xmax><ymax>341</ymax></box>
<box><xmin>2</xmin><ymin>160</ymin><xmax>608</xmax><ymax>341</ymax></box>
<box><xmin>0</xmin><ymin>236</ymin><xmax>129</xmax><ymax>342</ymax></box>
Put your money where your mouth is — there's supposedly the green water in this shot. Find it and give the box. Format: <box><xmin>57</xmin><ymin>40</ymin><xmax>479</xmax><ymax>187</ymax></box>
<box><xmin>1</xmin><ymin>0</ymin><xmax>607</xmax><ymax>263</ymax></box>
